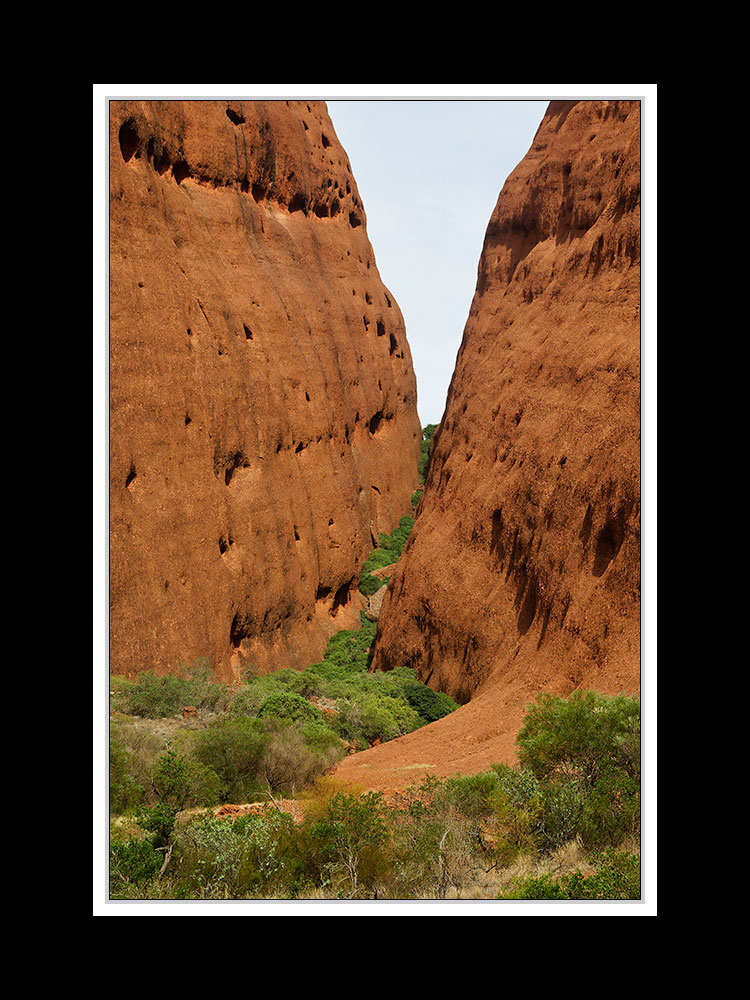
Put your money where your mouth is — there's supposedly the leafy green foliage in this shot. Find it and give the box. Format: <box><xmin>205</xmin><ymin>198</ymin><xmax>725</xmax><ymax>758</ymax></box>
<box><xmin>358</xmin><ymin>516</ymin><xmax>414</xmax><ymax>597</ymax></box>
<box><xmin>516</xmin><ymin>690</ymin><xmax>640</xmax><ymax>849</ymax></box>
<box><xmin>517</xmin><ymin>689</ymin><xmax>640</xmax><ymax>788</ymax></box>
<box><xmin>418</xmin><ymin>424</ymin><xmax>438</xmax><ymax>484</ymax></box>
<box><xmin>498</xmin><ymin>849</ymin><xmax>641</xmax><ymax>900</ymax></box>
<box><xmin>109</xmin><ymin>836</ymin><xmax>162</xmax><ymax>887</ymax></box>
<box><xmin>257</xmin><ymin>691</ymin><xmax>321</xmax><ymax>725</ymax></box>
<box><xmin>111</xmin><ymin>659</ymin><xmax>229</xmax><ymax>718</ymax></box>
<box><xmin>109</xmin><ymin>735</ymin><xmax>145</xmax><ymax>814</ymax></box>
<box><xmin>305</xmin><ymin>792</ymin><xmax>390</xmax><ymax>897</ymax></box>
<box><xmin>191</xmin><ymin>717</ymin><xmax>269</xmax><ymax>803</ymax></box>
<box><xmin>402</xmin><ymin>683</ymin><xmax>459</xmax><ymax>723</ymax></box>
<box><xmin>109</xmin><ymin>688</ymin><xmax>641</xmax><ymax>899</ymax></box>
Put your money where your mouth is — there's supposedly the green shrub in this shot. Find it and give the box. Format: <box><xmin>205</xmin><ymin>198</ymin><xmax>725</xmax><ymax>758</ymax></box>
<box><xmin>318</xmin><ymin>619</ymin><xmax>377</xmax><ymax>673</ymax></box>
<box><xmin>191</xmin><ymin>717</ymin><xmax>269</xmax><ymax>803</ymax></box>
<box><xmin>515</xmin><ymin>690</ymin><xmax>641</xmax><ymax>849</ymax></box>
<box><xmin>402</xmin><ymin>683</ymin><xmax>459</xmax><ymax>723</ymax></box>
<box><xmin>173</xmin><ymin>809</ymin><xmax>297</xmax><ymax>898</ymax></box>
<box><xmin>517</xmin><ymin>690</ymin><xmax>640</xmax><ymax>789</ymax></box>
<box><xmin>358</xmin><ymin>518</ymin><xmax>414</xmax><ymax>596</ymax></box>
<box><xmin>109</xmin><ymin>735</ymin><xmax>145</xmax><ymax>814</ymax></box>
<box><xmin>498</xmin><ymin>849</ymin><xmax>641</xmax><ymax>900</ymax></box>
<box><xmin>305</xmin><ymin>791</ymin><xmax>390</xmax><ymax>897</ymax></box>
<box><xmin>115</xmin><ymin>660</ymin><xmax>229</xmax><ymax>718</ymax></box>
<box><xmin>109</xmin><ymin>836</ymin><xmax>162</xmax><ymax>888</ymax></box>
<box><xmin>260</xmin><ymin>722</ymin><xmax>339</xmax><ymax>795</ymax></box>
<box><xmin>257</xmin><ymin>692</ymin><xmax>321</xmax><ymax>725</ymax></box>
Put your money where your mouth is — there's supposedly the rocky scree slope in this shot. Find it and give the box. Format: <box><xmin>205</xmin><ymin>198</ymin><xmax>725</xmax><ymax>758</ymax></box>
<box><xmin>336</xmin><ymin>99</ymin><xmax>641</xmax><ymax>791</ymax></box>
<box><xmin>109</xmin><ymin>100</ymin><xmax>421</xmax><ymax>683</ymax></box>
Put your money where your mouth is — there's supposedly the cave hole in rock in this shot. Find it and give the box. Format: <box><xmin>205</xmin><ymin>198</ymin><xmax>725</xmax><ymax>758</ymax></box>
<box><xmin>376</xmin><ymin>320</ymin><xmax>385</xmax><ymax>338</ymax></box>
<box><xmin>592</xmin><ymin>509</ymin><xmax>626</xmax><ymax>577</ymax></box>
<box><xmin>118</xmin><ymin>120</ymin><xmax>140</xmax><ymax>162</ymax></box>
<box><xmin>173</xmin><ymin>160</ymin><xmax>190</xmax><ymax>184</ymax></box>
<box><xmin>226</xmin><ymin>108</ymin><xmax>245</xmax><ymax>125</ymax></box>
<box><xmin>243</xmin><ymin>324</ymin><xmax>253</xmax><ymax>340</ymax></box>
<box><xmin>368</xmin><ymin>411</ymin><xmax>383</xmax><ymax>435</ymax></box>
<box><xmin>288</xmin><ymin>192</ymin><xmax>307</xmax><ymax>213</ymax></box>
<box><xmin>331</xmin><ymin>580</ymin><xmax>352</xmax><ymax>615</ymax></box>
<box><xmin>389</xmin><ymin>332</ymin><xmax>398</xmax><ymax>355</ymax></box>
<box><xmin>155</xmin><ymin>149</ymin><xmax>171</xmax><ymax>175</ymax></box>
<box><xmin>125</xmin><ymin>464</ymin><xmax>137</xmax><ymax>489</ymax></box>
<box><xmin>316</xmin><ymin>584</ymin><xmax>331</xmax><ymax>602</ymax></box>
<box><xmin>229</xmin><ymin>613</ymin><xmax>251</xmax><ymax>650</ymax></box>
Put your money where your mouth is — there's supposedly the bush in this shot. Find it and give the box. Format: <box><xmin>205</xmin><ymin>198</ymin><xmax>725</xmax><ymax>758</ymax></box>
<box><xmin>402</xmin><ymin>683</ymin><xmax>459</xmax><ymax>723</ymax></box>
<box><xmin>109</xmin><ymin>735</ymin><xmax>145</xmax><ymax>814</ymax></box>
<box><xmin>190</xmin><ymin>718</ymin><xmax>269</xmax><ymax>802</ymax></box>
<box><xmin>517</xmin><ymin>690</ymin><xmax>640</xmax><ymax>789</ymax></box>
<box><xmin>305</xmin><ymin>791</ymin><xmax>390</xmax><ymax>897</ymax></box>
<box><xmin>114</xmin><ymin>660</ymin><xmax>229</xmax><ymax>718</ymax></box>
<box><xmin>498</xmin><ymin>849</ymin><xmax>641</xmax><ymax>900</ymax></box>
<box><xmin>257</xmin><ymin>692</ymin><xmax>321</xmax><ymax>725</ymax></box>
<box><xmin>260</xmin><ymin>722</ymin><xmax>339</xmax><ymax>796</ymax></box>
<box><xmin>109</xmin><ymin>836</ymin><xmax>162</xmax><ymax>889</ymax></box>
<box><xmin>515</xmin><ymin>690</ymin><xmax>641</xmax><ymax>849</ymax></box>
<box><xmin>173</xmin><ymin>810</ymin><xmax>297</xmax><ymax>898</ymax></box>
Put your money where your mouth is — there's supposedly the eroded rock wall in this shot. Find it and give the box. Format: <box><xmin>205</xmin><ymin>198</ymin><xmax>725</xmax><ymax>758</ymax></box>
<box><xmin>372</xmin><ymin>100</ymin><xmax>641</xmax><ymax>713</ymax></box>
<box><xmin>109</xmin><ymin>100</ymin><xmax>421</xmax><ymax>682</ymax></box>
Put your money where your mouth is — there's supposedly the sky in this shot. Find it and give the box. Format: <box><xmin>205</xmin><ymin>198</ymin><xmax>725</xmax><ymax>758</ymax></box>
<box><xmin>326</xmin><ymin>99</ymin><xmax>548</xmax><ymax>426</ymax></box>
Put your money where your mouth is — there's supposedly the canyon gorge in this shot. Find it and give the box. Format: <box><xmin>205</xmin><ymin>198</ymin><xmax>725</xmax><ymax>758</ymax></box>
<box><xmin>109</xmin><ymin>98</ymin><xmax>641</xmax><ymax>789</ymax></box>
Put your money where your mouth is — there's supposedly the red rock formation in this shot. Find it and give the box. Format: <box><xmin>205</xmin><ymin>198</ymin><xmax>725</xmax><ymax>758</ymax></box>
<box><xmin>337</xmin><ymin>100</ymin><xmax>641</xmax><ymax>789</ymax></box>
<box><xmin>109</xmin><ymin>100</ymin><xmax>421</xmax><ymax>682</ymax></box>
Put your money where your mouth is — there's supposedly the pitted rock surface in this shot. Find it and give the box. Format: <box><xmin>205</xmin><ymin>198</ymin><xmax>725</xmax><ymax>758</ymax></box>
<box><xmin>110</xmin><ymin>100</ymin><xmax>421</xmax><ymax>682</ymax></box>
<box><xmin>336</xmin><ymin>99</ymin><xmax>641</xmax><ymax>790</ymax></box>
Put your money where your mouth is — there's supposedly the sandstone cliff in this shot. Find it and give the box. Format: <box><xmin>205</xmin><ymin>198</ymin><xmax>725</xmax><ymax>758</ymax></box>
<box><xmin>337</xmin><ymin>100</ymin><xmax>641</xmax><ymax>787</ymax></box>
<box><xmin>109</xmin><ymin>100</ymin><xmax>421</xmax><ymax>682</ymax></box>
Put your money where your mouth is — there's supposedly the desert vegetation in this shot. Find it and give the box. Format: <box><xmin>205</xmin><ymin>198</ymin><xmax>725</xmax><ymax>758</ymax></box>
<box><xmin>110</xmin><ymin>684</ymin><xmax>640</xmax><ymax>900</ymax></box>
<box><xmin>108</xmin><ymin>429</ymin><xmax>640</xmax><ymax>903</ymax></box>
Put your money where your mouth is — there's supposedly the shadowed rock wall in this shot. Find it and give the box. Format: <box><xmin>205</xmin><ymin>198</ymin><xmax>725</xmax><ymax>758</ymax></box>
<box><xmin>109</xmin><ymin>99</ymin><xmax>421</xmax><ymax>682</ymax></box>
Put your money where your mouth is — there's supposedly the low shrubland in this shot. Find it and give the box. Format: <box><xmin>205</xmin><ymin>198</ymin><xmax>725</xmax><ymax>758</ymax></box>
<box><xmin>109</xmin><ymin>688</ymin><xmax>640</xmax><ymax>901</ymax></box>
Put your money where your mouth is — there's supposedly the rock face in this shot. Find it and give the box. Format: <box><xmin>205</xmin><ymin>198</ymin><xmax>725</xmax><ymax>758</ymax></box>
<box><xmin>109</xmin><ymin>100</ymin><xmax>421</xmax><ymax>682</ymax></box>
<box><xmin>354</xmin><ymin>100</ymin><xmax>640</xmax><ymax>784</ymax></box>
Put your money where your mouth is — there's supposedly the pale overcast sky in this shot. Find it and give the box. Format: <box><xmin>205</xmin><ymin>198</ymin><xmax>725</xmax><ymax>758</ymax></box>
<box><xmin>327</xmin><ymin>99</ymin><xmax>547</xmax><ymax>426</ymax></box>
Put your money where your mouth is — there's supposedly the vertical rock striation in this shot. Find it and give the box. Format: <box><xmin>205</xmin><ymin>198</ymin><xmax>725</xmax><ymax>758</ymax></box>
<box><xmin>365</xmin><ymin>100</ymin><xmax>640</xmax><ymax>777</ymax></box>
<box><xmin>109</xmin><ymin>100</ymin><xmax>421</xmax><ymax>682</ymax></box>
